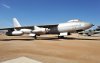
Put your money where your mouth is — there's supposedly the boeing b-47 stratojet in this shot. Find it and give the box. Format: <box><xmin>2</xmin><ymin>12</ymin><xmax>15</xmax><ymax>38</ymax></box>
<box><xmin>0</xmin><ymin>18</ymin><xmax>94</xmax><ymax>39</ymax></box>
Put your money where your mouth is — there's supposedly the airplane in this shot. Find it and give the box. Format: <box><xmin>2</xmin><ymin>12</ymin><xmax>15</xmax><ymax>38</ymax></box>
<box><xmin>0</xmin><ymin>18</ymin><xmax>94</xmax><ymax>39</ymax></box>
<box><xmin>95</xmin><ymin>26</ymin><xmax>100</xmax><ymax>31</ymax></box>
<box><xmin>78</xmin><ymin>26</ymin><xmax>100</xmax><ymax>36</ymax></box>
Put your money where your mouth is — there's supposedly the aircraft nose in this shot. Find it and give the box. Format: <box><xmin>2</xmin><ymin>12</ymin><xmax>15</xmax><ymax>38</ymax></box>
<box><xmin>89</xmin><ymin>23</ymin><xmax>94</xmax><ymax>27</ymax></box>
<box><xmin>85</xmin><ymin>23</ymin><xmax>94</xmax><ymax>28</ymax></box>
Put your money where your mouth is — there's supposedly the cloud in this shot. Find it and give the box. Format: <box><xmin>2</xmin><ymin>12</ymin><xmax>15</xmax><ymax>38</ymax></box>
<box><xmin>1</xmin><ymin>4</ymin><xmax>10</xmax><ymax>9</ymax></box>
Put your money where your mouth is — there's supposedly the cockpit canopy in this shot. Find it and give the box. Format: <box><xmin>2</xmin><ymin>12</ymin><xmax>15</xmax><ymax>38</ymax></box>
<box><xmin>68</xmin><ymin>19</ymin><xmax>81</xmax><ymax>22</ymax></box>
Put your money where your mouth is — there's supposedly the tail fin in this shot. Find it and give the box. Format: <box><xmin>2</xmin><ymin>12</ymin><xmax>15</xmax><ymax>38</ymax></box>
<box><xmin>13</xmin><ymin>18</ymin><xmax>21</xmax><ymax>27</ymax></box>
<box><xmin>34</xmin><ymin>26</ymin><xmax>41</xmax><ymax>30</ymax></box>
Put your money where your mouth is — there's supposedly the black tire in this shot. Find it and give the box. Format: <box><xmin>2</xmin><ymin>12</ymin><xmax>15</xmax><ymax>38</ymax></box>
<box><xmin>33</xmin><ymin>35</ymin><xmax>37</xmax><ymax>39</ymax></box>
<box><xmin>58</xmin><ymin>36</ymin><xmax>64</xmax><ymax>39</ymax></box>
<box><xmin>87</xmin><ymin>34</ymin><xmax>91</xmax><ymax>36</ymax></box>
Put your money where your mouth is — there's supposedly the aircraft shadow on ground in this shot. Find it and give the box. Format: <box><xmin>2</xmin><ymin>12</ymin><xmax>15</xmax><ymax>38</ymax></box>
<box><xmin>0</xmin><ymin>37</ymin><xmax>100</xmax><ymax>41</ymax></box>
<box><xmin>38</xmin><ymin>37</ymin><xmax>100</xmax><ymax>41</ymax></box>
<box><xmin>90</xmin><ymin>36</ymin><xmax>100</xmax><ymax>37</ymax></box>
<box><xmin>0</xmin><ymin>39</ymin><xmax>34</xmax><ymax>41</ymax></box>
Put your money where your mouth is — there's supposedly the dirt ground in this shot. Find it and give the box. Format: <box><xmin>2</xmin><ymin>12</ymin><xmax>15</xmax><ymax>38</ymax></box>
<box><xmin>0</xmin><ymin>34</ymin><xmax>100</xmax><ymax>63</ymax></box>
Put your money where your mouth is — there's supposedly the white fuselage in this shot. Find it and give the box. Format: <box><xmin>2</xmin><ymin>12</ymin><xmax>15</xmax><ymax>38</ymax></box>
<box><xmin>58</xmin><ymin>21</ymin><xmax>92</xmax><ymax>33</ymax></box>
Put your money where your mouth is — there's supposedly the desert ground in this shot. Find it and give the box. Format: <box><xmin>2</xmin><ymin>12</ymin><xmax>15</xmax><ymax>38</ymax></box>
<box><xmin>0</xmin><ymin>34</ymin><xmax>100</xmax><ymax>63</ymax></box>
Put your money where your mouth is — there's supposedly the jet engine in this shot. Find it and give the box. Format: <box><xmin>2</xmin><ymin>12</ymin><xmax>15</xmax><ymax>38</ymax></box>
<box><xmin>6</xmin><ymin>31</ymin><xmax>23</xmax><ymax>36</ymax></box>
<box><xmin>32</xmin><ymin>26</ymin><xmax>50</xmax><ymax>35</ymax></box>
<box><xmin>32</xmin><ymin>28</ymin><xmax>50</xmax><ymax>35</ymax></box>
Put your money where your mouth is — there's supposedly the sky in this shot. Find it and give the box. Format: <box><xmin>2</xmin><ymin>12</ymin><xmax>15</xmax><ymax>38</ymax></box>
<box><xmin>0</xmin><ymin>0</ymin><xmax>100</xmax><ymax>28</ymax></box>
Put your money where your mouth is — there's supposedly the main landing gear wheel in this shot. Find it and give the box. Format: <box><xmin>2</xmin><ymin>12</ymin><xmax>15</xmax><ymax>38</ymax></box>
<box><xmin>58</xmin><ymin>36</ymin><xmax>65</xmax><ymax>39</ymax></box>
<box><xmin>33</xmin><ymin>35</ymin><xmax>37</xmax><ymax>39</ymax></box>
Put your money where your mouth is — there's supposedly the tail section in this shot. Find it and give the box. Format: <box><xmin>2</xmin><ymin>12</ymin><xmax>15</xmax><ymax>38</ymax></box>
<box><xmin>13</xmin><ymin>18</ymin><xmax>21</xmax><ymax>27</ymax></box>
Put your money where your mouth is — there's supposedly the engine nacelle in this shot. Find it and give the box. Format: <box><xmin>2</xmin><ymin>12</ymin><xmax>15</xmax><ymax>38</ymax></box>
<box><xmin>32</xmin><ymin>28</ymin><xmax>50</xmax><ymax>35</ymax></box>
<box><xmin>6</xmin><ymin>31</ymin><xmax>23</xmax><ymax>36</ymax></box>
<box><xmin>20</xmin><ymin>29</ymin><xmax>31</xmax><ymax>34</ymax></box>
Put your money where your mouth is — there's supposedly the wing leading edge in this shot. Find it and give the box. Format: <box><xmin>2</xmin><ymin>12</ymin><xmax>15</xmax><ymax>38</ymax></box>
<box><xmin>0</xmin><ymin>24</ymin><xmax>58</xmax><ymax>30</ymax></box>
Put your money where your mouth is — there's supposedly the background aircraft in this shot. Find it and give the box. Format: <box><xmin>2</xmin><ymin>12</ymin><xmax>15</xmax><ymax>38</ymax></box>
<box><xmin>0</xmin><ymin>18</ymin><xmax>93</xmax><ymax>39</ymax></box>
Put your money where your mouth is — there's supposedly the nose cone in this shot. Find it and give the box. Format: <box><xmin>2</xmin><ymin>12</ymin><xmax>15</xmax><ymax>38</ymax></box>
<box><xmin>84</xmin><ymin>22</ymin><xmax>94</xmax><ymax>29</ymax></box>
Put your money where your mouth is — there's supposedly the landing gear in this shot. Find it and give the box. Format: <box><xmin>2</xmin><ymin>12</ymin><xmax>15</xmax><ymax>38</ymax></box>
<box><xmin>58</xmin><ymin>36</ymin><xmax>65</xmax><ymax>39</ymax></box>
<box><xmin>87</xmin><ymin>34</ymin><xmax>91</xmax><ymax>36</ymax></box>
<box><xmin>33</xmin><ymin>35</ymin><xmax>37</xmax><ymax>39</ymax></box>
<box><xmin>86</xmin><ymin>33</ymin><xmax>91</xmax><ymax>36</ymax></box>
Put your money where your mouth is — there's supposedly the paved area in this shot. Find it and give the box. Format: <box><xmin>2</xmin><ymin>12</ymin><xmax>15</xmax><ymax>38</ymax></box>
<box><xmin>1</xmin><ymin>57</ymin><xmax>42</xmax><ymax>63</ymax></box>
<box><xmin>0</xmin><ymin>34</ymin><xmax>100</xmax><ymax>63</ymax></box>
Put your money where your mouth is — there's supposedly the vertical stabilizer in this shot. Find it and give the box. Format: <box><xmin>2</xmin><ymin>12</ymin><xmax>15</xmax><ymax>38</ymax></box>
<box><xmin>34</xmin><ymin>26</ymin><xmax>41</xmax><ymax>30</ymax></box>
<box><xmin>13</xmin><ymin>18</ymin><xmax>21</xmax><ymax>27</ymax></box>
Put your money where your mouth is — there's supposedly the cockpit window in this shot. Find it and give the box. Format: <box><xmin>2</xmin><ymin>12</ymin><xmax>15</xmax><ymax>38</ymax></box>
<box><xmin>68</xmin><ymin>19</ymin><xmax>81</xmax><ymax>22</ymax></box>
